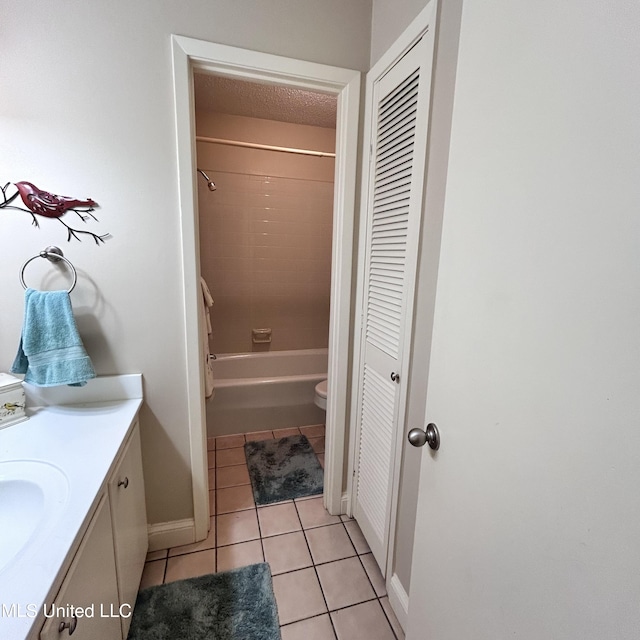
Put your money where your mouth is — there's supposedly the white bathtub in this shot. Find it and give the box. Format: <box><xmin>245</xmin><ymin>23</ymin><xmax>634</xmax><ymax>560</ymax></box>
<box><xmin>206</xmin><ymin>348</ymin><xmax>327</xmax><ymax>437</ymax></box>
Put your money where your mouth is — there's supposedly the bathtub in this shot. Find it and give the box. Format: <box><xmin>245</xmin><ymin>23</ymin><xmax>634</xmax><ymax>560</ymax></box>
<box><xmin>206</xmin><ymin>348</ymin><xmax>328</xmax><ymax>437</ymax></box>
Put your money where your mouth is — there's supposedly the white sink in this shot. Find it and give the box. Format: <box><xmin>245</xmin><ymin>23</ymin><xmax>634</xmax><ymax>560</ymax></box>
<box><xmin>0</xmin><ymin>460</ymin><xmax>69</xmax><ymax>574</ymax></box>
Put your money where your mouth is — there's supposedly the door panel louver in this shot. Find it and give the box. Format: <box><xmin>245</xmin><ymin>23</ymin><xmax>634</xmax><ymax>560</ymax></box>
<box><xmin>356</xmin><ymin>364</ymin><xmax>396</xmax><ymax>541</ymax></box>
<box><xmin>364</xmin><ymin>67</ymin><xmax>420</xmax><ymax>358</ymax></box>
<box><xmin>353</xmin><ymin>29</ymin><xmax>434</xmax><ymax>574</ymax></box>
<box><xmin>377</xmin><ymin>162</ymin><xmax>413</xmax><ymax>183</ymax></box>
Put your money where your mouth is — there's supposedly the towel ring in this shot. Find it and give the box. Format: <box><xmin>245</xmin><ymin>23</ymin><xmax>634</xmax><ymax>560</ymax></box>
<box><xmin>20</xmin><ymin>246</ymin><xmax>77</xmax><ymax>293</ymax></box>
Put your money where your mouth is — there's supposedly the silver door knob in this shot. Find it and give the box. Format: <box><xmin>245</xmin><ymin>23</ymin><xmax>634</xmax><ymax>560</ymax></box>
<box><xmin>408</xmin><ymin>423</ymin><xmax>440</xmax><ymax>450</ymax></box>
<box><xmin>390</xmin><ymin>372</ymin><xmax>400</xmax><ymax>383</ymax></box>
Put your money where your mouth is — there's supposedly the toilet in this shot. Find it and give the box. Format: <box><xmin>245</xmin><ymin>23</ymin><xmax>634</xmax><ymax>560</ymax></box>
<box><xmin>314</xmin><ymin>379</ymin><xmax>327</xmax><ymax>410</ymax></box>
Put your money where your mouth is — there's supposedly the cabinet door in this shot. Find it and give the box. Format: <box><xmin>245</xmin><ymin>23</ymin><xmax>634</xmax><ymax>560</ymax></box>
<box><xmin>40</xmin><ymin>496</ymin><xmax>122</xmax><ymax>640</ymax></box>
<box><xmin>108</xmin><ymin>423</ymin><xmax>148</xmax><ymax>639</ymax></box>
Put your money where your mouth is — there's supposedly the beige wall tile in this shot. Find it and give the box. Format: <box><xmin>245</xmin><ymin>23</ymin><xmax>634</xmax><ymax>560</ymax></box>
<box><xmin>197</xmin><ymin>140</ymin><xmax>333</xmax><ymax>355</ymax></box>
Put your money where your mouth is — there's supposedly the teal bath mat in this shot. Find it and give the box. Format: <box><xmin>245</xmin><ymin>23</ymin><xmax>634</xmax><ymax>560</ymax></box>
<box><xmin>245</xmin><ymin>434</ymin><xmax>324</xmax><ymax>505</ymax></box>
<box><xmin>127</xmin><ymin>563</ymin><xmax>280</xmax><ymax>640</ymax></box>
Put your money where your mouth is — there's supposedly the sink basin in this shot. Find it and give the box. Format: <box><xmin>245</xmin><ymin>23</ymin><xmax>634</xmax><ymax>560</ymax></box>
<box><xmin>0</xmin><ymin>460</ymin><xmax>69</xmax><ymax>574</ymax></box>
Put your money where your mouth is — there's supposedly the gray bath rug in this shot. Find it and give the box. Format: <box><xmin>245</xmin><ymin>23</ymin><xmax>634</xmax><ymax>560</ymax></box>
<box><xmin>245</xmin><ymin>434</ymin><xmax>324</xmax><ymax>505</ymax></box>
<box><xmin>127</xmin><ymin>563</ymin><xmax>280</xmax><ymax>640</ymax></box>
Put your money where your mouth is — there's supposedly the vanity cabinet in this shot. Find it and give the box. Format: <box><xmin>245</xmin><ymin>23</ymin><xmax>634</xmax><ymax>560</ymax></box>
<box><xmin>38</xmin><ymin>422</ymin><xmax>147</xmax><ymax>640</ymax></box>
<box><xmin>39</xmin><ymin>496</ymin><xmax>122</xmax><ymax>639</ymax></box>
<box><xmin>107</xmin><ymin>423</ymin><xmax>148</xmax><ymax>638</ymax></box>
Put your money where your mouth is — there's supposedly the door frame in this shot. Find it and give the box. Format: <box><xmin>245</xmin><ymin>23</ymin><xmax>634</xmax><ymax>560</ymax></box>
<box><xmin>171</xmin><ymin>35</ymin><xmax>361</xmax><ymax>540</ymax></box>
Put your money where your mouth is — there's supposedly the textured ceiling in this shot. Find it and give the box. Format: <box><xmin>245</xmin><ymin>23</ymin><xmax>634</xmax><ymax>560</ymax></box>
<box><xmin>194</xmin><ymin>73</ymin><xmax>337</xmax><ymax>129</ymax></box>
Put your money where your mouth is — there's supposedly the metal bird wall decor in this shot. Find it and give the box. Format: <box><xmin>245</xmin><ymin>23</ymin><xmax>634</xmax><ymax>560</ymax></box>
<box><xmin>0</xmin><ymin>181</ymin><xmax>111</xmax><ymax>244</ymax></box>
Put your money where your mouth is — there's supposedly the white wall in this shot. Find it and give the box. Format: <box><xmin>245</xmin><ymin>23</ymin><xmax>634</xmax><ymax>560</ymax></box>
<box><xmin>370</xmin><ymin>0</ymin><xmax>429</xmax><ymax>65</ymax></box>
<box><xmin>0</xmin><ymin>0</ymin><xmax>371</xmax><ymax>526</ymax></box>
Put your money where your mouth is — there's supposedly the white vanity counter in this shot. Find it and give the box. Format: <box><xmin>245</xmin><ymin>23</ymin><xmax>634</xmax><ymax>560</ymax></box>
<box><xmin>0</xmin><ymin>375</ymin><xmax>144</xmax><ymax>640</ymax></box>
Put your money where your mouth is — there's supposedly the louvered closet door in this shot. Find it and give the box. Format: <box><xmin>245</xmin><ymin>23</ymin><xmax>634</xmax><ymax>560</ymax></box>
<box><xmin>354</xmin><ymin>32</ymin><xmax>435</xmax><ymax>573</ymax></box>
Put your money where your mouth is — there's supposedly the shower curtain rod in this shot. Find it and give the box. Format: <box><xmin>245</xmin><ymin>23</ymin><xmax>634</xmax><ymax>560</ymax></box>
<box><xmin>195</xmin><ymin>135</ymin><xmax>336</xmax><ymax>158</ymax></box>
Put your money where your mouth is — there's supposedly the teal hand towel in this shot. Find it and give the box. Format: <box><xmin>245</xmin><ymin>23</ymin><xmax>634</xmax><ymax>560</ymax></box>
<box><xmin>11</xmin><ymin>288</ymin><xmax>96</xmax><ymax>387</ymax></box>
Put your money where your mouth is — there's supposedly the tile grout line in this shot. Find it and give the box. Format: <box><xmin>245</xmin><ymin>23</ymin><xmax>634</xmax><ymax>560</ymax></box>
<box><xmin>330</xmin><ymin>521</ymin><xmax>397</xmax><ymax>633</ymax></box>
<box><xmin>214</xmin><ymin>440</ymin><xmax>218</xmax><ymax>573</ymax></box>
<box><xmin>214</xmin><ymin>441</ymin><xmax>221</xmax><ymax>573</ymax></box>
<box><xmin>216</xmin><ymin>519</ymin><xmax>372</xmax><ymax>580</ymax></box>
<box><xmin>292</xmin><ymin>498</ymin><xmax>339</xmax><ymax>640</ymax></box>
<box><xmin>278</xmin><ymin>610</ymin><xmax>331</xmax><ymax>630</ymax></box>
<box><xmin>245</xmin><ymin>434</ymin><xmax>265</xmax><ymax>567</ymax></box>
<box><xmin>207</xmin><ymin>436</ymin><xmax>217</xmax><ymax>575</ymax></box>
<box><xmin>352</xmin><ymin>543</ymin><xmax>399</xmax><ymax>640</ymax></box>
<box><xmin>342</xmin><ymin>515</ymin><xmax>401</xmax><ymax>640</ymax></box>
<box><xmin>177</xmin><ymin>426</ymin><xmax>399</xmax><ymax>638</ymax></box>
<box><xmin>321</xmin><ymin>596</ymin><xmax>380</xmax><ymax>615</ymax></box>
<box><xmin>162</xmin><ymin>556</ymin><xmax>168</xmax><ymax>584</ymax></box>
<box><xmin>277</xmin><ymin>597</ymin><xmax>385</xmax><ymax>631</ymax></box>
<box><xmin>377</xmin><ymin>596</ymin><xmax>403</xmax><ymax>640</ymax></box>
<box><xmin>252</xmin><ymin>468</ymin><xmax>266</xmax><ymax>566</ymax></box>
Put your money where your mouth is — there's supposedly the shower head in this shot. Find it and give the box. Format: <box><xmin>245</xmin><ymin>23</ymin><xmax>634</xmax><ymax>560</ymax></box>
<box><xmin>197</xmin><ymin>168</ymin><xmax>217</xmax><ymax>192</ymax></box>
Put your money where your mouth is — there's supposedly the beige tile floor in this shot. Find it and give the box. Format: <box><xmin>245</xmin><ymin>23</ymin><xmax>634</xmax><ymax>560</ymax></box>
<box><xmin>140</xmin><ymin>425</ymin><xmax>404</xmax><ymax>640</ymax></box>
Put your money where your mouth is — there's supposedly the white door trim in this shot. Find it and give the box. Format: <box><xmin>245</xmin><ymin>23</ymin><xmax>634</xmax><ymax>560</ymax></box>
<box><xmin>171</xmin><ymin>35</ymin><xmax>361</xmax><ymax>539</ymax></box>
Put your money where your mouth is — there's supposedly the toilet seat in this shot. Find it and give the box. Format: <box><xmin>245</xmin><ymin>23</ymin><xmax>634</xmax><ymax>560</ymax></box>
<box><xmin>314</xmin><ymin>379</ymin><xmax>327</xmax><ymax>410</ymax></box>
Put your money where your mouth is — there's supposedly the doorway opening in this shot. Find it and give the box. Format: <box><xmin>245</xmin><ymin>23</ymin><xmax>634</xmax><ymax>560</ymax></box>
<box><xmin>171</xmin><ymin>36</ymin><xmax>360</xmax><ymax>542</ymax></box>
<box><xmin>194</xmin><ymin>73</ymin><xmax>335</xmax><ymax>437</ymax></box>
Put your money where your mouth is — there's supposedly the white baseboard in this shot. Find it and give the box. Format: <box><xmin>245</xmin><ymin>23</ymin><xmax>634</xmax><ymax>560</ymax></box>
<box><xmin>341</xmin><ymin>491</ymin><xmax>351</xmax><ymax>515</ymax></box>
<box><xmin>147</xmin><ymin>518</ymin><xmax>196</xmax><ymax>552</ymax></box>
<box><xmin>387</xmin><ymin>573</ymin><xmax>409</xmax><ymax>631</ymax></box>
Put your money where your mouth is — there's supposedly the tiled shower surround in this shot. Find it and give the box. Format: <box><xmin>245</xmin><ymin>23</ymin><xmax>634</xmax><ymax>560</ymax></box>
<box><xmin>198</xmin><ymin>171</ymin><xmax>334</xmax><ymax>354</ymax></box>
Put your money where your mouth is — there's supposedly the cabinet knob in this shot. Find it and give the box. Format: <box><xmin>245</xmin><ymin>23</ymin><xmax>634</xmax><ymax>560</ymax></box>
<box><xmin>58</xmin><ymin>615</ymin><xmax>78</xmax><ymax>635</ymax></box>
<box><xmin>118</xmin><ymin>477</ymin><xmax>129</xmax><ymax>489</ymax></box>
